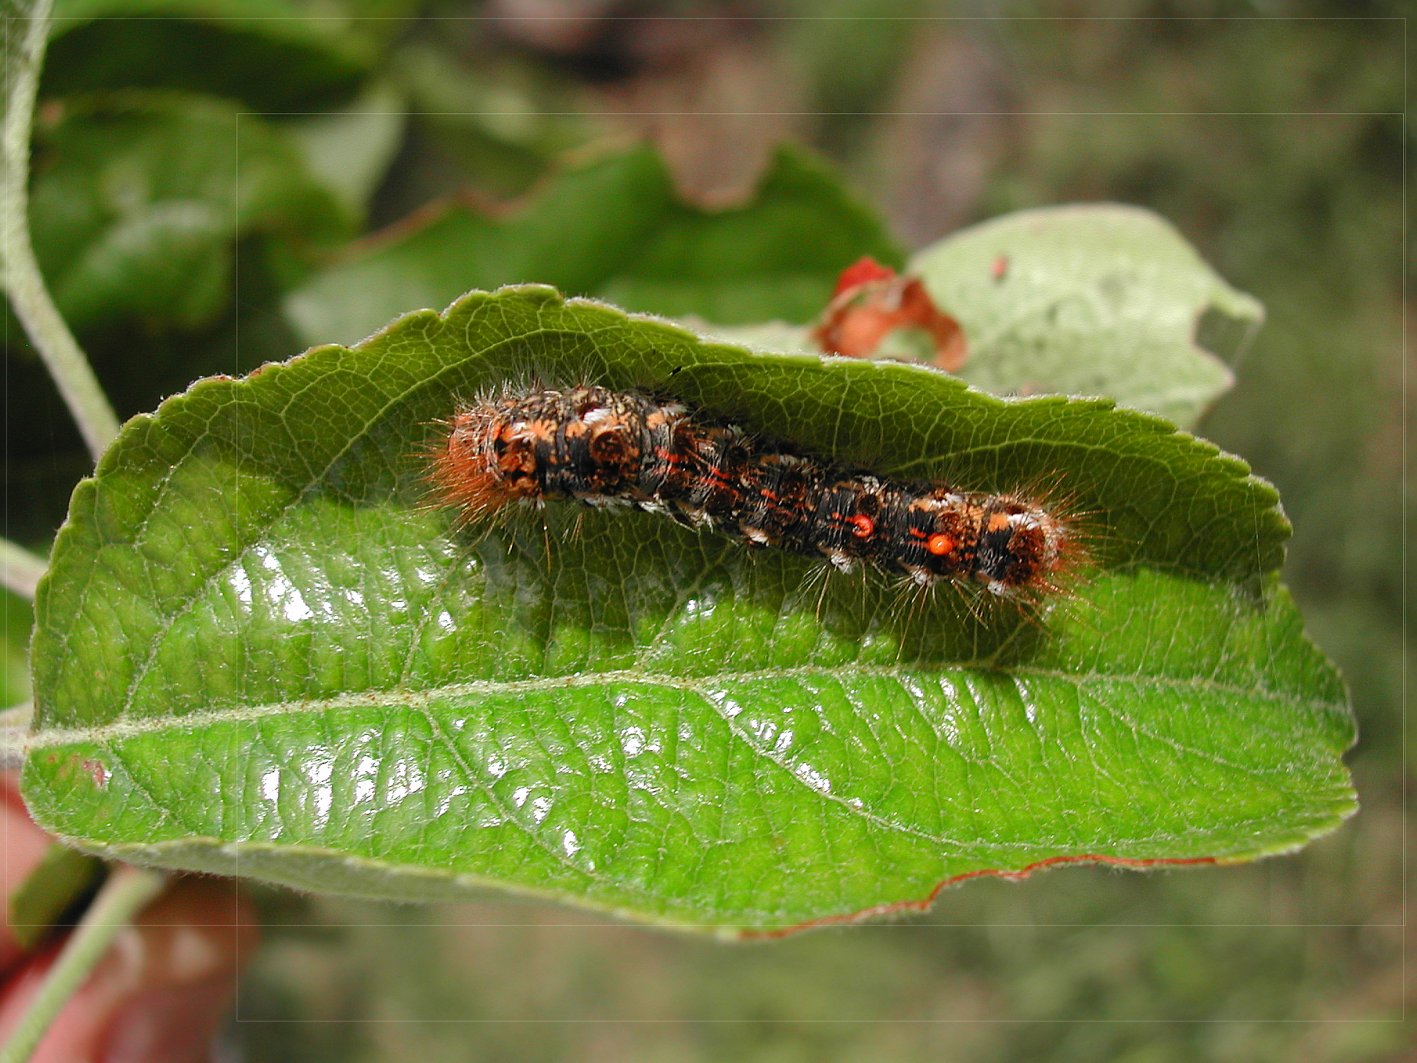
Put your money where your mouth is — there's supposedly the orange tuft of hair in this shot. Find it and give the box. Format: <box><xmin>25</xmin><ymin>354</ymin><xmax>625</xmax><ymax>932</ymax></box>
<box><xmin>425</xmin><ymin>404</ymin><xmax>526</xmax><ymax>525</ymax></box>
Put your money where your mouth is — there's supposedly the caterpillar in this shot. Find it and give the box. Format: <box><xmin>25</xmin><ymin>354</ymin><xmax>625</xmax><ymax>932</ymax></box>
<box><xmin>428</xmin><ymin>384</ymin><xmax>1083</xmax><ymax>603</ymax></box>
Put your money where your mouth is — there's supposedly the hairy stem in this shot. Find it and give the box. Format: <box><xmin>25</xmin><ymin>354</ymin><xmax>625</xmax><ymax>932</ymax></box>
<box><xmin>2</xmin><ymin>1</ymin><xmax>120</xmax><ymax>459</ymax></box>
<box><xmin>0</xmin><ymin>702</ymin><xmax>30</xmax><ymax>771</ymax></box>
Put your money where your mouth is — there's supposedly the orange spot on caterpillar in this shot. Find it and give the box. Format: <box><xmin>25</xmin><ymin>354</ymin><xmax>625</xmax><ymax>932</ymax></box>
<box><xmin>926</xmin><ymin>533</ymin><xmax>956</xmax><ymax>556</ymax></box>
<box><xmin>849</xmin><ymin>514</ymin><xmax>875</xmax><ymax>539</ymax></box>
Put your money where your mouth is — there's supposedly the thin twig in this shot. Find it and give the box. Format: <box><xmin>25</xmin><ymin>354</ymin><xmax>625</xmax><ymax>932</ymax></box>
<box><xmin>1</xmin><ymin>538</ymin><xmax>46</xmax><ymax>599</ymax></box>
<box><xmin>1</xmin><ymin>1</ymin><xmax>120</xmax><ymax>459</ymax></box>
<box><xmin>0</xmin><ymin>865</ymin><xmax>167</xmax><ymax>1063</ymax></box>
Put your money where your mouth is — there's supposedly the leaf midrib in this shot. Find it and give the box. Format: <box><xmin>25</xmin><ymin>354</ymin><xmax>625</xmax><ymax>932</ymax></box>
<box><xmin>28</xmin><ymin>661</ymin><xmax>1342</xmax><ymax>750</ymax></box>
<box><xmin>31</xmin><ymin>663</ymin><xmax>1354</xmax><ymax>899</ymax></box>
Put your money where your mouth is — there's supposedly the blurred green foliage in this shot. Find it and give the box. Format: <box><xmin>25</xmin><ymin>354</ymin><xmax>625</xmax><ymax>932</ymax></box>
<box><xmin>25</xmin><ymin>90</ymin><xmax>348</xmax><ymax>332</ymax></box>
<box><xmin>283</xmin><ymin>145</ymin><xmax>902</xmax><ymax>346</ymax></box>
<box><xmin>4</xmin><ymin>1</ymin><xmax>1405</xmax><ymax>1060</ymax></box>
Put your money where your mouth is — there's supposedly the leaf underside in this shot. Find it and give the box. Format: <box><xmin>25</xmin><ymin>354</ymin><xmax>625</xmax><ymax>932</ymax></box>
<box><xmin>25</xmin><ymin>286</ymin><xmax>1353</xmax><ymax>933</ymax></box>
<box><xmin>911</xmin><ymin>204</ymin><xmax>1262</xmax><ymax>427</ymax></box>
<box><xmin>709</xmin><ymin>204</ymin><xmax>1262</xmax><ymax>428</ymax></box>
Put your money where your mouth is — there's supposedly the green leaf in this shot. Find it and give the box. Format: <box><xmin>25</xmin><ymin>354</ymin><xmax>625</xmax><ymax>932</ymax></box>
<box><xmin>388</xmin><ymin>39</ymin><xmax>597</xmax><ymax>199</ymax></box>
<box><xmin>23</xmin><ymin>286</ymin><xmax>1353</xmax><ymax>933</ymax></box>
<box><xmin>47</xmin><ymin>0</ymin><xmax>373</xmax><ymax>111</ymax></box>
<box><xmin>283</xmin><ymin>82</ymin><xmax>406</xmax><ymax>224</ymax></box>
<box><xmin>911</xmin><ymin>204</ymin><xmax>1263</xmax><ymax>426</ymax></box>
<box><xmin>283</xmin><ymin>145</ymin><xmax>904</xmax><ymax>348</ymax></box>
<box><xmin>25</xmin><ymin>91</ymin><xmax>348</xmax><ymax>333</ymax></box>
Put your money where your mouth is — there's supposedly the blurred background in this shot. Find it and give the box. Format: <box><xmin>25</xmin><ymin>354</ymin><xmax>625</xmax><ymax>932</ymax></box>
<box><xmin>3</xmin><ymin>2</ymin><xmax>1407</xmax><ymax>1060</ymax></box>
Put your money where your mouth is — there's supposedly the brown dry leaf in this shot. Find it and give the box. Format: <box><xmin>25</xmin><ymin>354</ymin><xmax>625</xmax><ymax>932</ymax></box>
<box><xmin>812</xmin><ymin>257</ymin><xmax>968</xmax><ymax>370</ymax></box>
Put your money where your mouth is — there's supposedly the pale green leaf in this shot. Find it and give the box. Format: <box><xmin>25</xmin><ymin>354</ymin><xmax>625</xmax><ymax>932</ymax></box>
<box><xmin>912</xmin><ymin>204</ymin><xmax>1263</xmax><ymax>426</ymax></box>
<box><xmin>707</xmin><ymin>205</ymin><xmax>1262</xmax><ymax>428</ymax></box>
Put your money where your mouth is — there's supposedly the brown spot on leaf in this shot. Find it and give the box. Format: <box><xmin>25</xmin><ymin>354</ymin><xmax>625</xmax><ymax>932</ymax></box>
<box><xmin>56</xmin><ymin>755</ymin><xmax>110</xmax><ymax>788</ymax></box>
<box><xmin>81</xmin><ymin>759</ymin><xmax>110</xmax><ymax>787</ymax></box>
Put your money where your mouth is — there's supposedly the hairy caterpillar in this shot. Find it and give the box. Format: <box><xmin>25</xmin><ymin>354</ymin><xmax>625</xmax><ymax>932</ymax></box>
<box><xmin>428</xmin><ymin>384</ymin><xmax>1084</xmax><ymax>603</ymax></box>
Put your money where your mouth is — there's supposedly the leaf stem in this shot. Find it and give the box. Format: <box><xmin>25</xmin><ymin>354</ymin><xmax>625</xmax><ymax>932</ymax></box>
<box><xmin>0</xmin><ymin>865</ymin><xmax>166</xmax><ymax>1063</ymax></box>
<box><xmin>1</xmin><ymin>538</ymin><xmax>46</xmax><ymax>599</ymax></box>
<box><xmin>1</xmin><ymin>1</ymin><xmax>120</xmax><ymax>459</ymax></box>
<box><xmin>0</xmin><ymin>701</ymin><xmax>29</xmax><ymax>771</ymax></box>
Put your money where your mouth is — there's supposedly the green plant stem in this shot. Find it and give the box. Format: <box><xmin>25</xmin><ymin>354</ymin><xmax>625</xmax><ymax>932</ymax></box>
<box><xmin>0</xmin><ymin>865</ymin><xmax>166</xmax><ymax>1063</ymax></box>
<box><xmin>1</xmin><ymin>538</ymin><xmax>46</xmax><ymax>599</ymax></box>
<box><xmin>1</xmin><ymin>1</ymin><xmax>120</xmax><ymax>459</ymax></box>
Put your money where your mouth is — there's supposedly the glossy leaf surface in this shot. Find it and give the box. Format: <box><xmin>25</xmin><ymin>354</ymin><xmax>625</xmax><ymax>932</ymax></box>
<box><xmin>25</xmin><ymin>287</ymin><xmax>1353</xmax><ymax>932</ymax></box>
